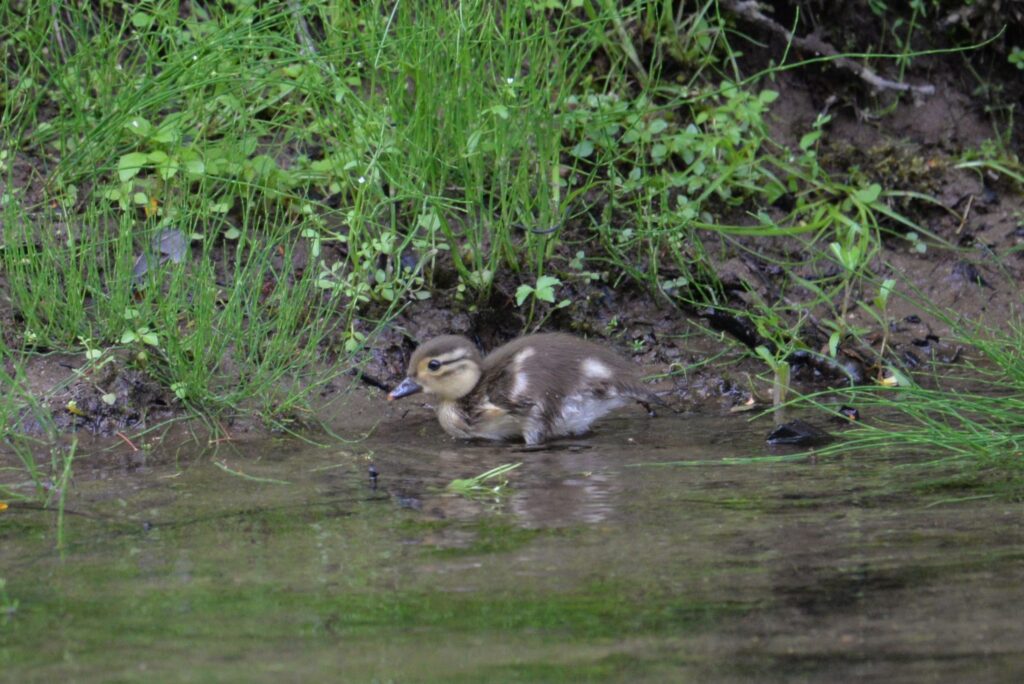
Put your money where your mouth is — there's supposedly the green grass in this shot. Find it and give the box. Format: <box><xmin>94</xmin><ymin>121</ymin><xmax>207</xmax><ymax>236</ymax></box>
<box><xmin>783</xmin><ymin>314</ymin><xmax>1024</xmax><ymax>494</ymax></box>
<box><xmin>0</xmin><ymin>338</ymin><xmax>72</xmax><ymax>516</ymax></box>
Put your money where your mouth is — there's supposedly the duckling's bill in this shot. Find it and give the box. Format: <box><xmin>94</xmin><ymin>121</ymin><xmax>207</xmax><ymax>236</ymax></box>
<box><xmin>388</xmin><ymin>377</ymin><xmax>423</xmax><ymax>401</ymax></box>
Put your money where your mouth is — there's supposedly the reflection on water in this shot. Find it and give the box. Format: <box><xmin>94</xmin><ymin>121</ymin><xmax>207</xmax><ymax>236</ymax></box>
<box><xmin>1</xmin><ymin>402</ymin><xmax>1023</xmax><ymax>682</ymax></box>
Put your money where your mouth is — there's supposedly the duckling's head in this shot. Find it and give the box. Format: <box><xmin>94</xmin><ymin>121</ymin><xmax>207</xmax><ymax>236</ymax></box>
<box><xmin>387</xmin><ymin>335</ymin><xmax>483</xmax><ymax>402</ymax></box>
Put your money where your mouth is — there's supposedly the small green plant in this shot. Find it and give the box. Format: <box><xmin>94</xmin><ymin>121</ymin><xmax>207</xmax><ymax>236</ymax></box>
<box><xmin>516</xmin><ymin>275</ymin><xmax>570</xmax><ymax>328</ymax></box>
<box><xmin>904</xmin><ymin>231</ymin><xmax>927</xmax><ymax>254</ymax></box>
<box><xmin>120</xmin><ymin>326</ymin><xmax>160</xmax><ymax>348</ymax></box>
<box><xmin>754</xmin><ymin>345</ymin><xmax>792</xmax><ymax>409</ymax></box>
<box><xmin>827</xmin><ymin>184</ymin><xmax>884</xmax><ymax>328</ymax></box>
<box><xmin>1010</xmin><ymin>46</ymin><xmax>1024</xmax><ymax>70</ymax></box>
<box><xmin>515</xmin><ymin>275</ymin><xmax>563</xmax><ymax>307</ymax></box>
<box><xmin>568</xmin><ymin>251</ymin><xmax>603</xmax><ymax>283</ymax></box>
<box><xmin>109</xmin><ymin>114</ymin><xmax>206</xmax><ymax>214</ymax></box>
<box><xmin>314</xmin><ymin>226</ymin><xmax>432</xmax><ymax>307</ymax></box>
<box><xmin>447</xmin><ymin>463</ymin><xmax>522</xmax><ymax>500</ymax></box>
<box><xmin>169</xmin><ymin>382</ymin><xmax>188</xmax><ymax>401</ymax></box>
<box><xmin>857</xmin><ymin>278</ymin><xmax>898</xmax><ymax>380</ymax></box>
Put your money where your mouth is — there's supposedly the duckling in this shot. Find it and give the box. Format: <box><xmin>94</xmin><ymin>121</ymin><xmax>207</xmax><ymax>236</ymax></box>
<box><xmin>387</xmin><ymin>333</ymin><xmax>661</xmax><ymax>445</ymax></box>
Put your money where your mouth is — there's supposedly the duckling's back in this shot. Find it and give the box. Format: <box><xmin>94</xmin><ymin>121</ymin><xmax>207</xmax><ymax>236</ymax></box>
<box><xmin>478</xmin><ymin>333</ymin><xmax>651</xmax><ymax>443</ymax></box>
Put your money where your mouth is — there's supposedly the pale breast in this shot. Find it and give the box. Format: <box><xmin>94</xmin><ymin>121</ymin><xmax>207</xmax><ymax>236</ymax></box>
<box><xmin>436</xmin><ymin>402</ymin><xmax>474</xmax><ymax>439</ymax></box>
<box><xmin>437</xmin><ymin>399</ymin><xmax>525</xmax><ymax>441</ymax></box>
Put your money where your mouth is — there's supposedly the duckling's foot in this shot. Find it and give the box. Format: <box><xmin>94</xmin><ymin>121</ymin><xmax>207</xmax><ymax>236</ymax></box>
<box><xmin>638</xmin><ymin>395</ymin><xmax>680</xmax><ymax>416</ymax></box>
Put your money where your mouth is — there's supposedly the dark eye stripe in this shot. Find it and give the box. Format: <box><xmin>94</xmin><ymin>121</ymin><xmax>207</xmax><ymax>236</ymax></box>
<box><xmin>434</xmin><ymin>360</ymin><xmax>471</xmax><ymax>377</ymax></box>
<box><xmin>426</xmin><ymin>351</ymin><xmax>467</xmax><ymax>370</ymax></box>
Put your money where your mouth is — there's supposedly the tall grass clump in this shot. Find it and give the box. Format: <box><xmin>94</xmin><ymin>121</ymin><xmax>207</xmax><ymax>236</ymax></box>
<box><xmin>803</xmin><ymin>318</ymin><xmax>1024</xmax><ymax>486</ymax></box>
<box><xmin>0</xmin><ymin>340</ymin><xmax>74</xmax><ymax>527</ymax></box>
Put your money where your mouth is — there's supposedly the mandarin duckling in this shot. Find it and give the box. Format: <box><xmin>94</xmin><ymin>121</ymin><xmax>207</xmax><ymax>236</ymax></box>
<box><xmin>387</xmin><ymin>333</ymin><xmax>661</xmax><ymax>445</ymax></box>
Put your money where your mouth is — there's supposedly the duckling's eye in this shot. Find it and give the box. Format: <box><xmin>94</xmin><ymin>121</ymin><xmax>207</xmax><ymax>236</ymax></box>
<box><xmin>427</xmin><ymin>359</ymin><xmax>442</xmax><ymax>371</ymax></box>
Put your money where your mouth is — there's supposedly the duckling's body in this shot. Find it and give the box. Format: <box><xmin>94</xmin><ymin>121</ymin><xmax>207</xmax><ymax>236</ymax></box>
<box><xmin>388</xmin><ymin>333</ymin><xmax>658</xmax><ymax>445</ymax></box>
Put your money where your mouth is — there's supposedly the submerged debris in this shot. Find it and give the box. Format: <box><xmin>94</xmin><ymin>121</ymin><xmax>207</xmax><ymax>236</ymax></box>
<box><xmin>766</xmin><ymin>420</ymin><xmax>835</xmax><ymax>447</ymax></box>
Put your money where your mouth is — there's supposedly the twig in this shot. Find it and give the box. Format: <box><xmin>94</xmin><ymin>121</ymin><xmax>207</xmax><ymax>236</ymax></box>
<box><xmin>955</xmin><ymin>194</ymin><xmax>973</xmax><ymax>234</ymax></box>
<box><xmin>722</xmin><ymin>0</ymin><xmax>936</xmax><ymax>96</ymax></box>
<box><xmin>287</xmin><ymin>0</ymin><xmax>319</xmax><ymax>59</ymax></box>
<box><xmin>350</xmin><ymin>369</ymin><xmax>389</xmax><ymax>391</ymax></box>
<box><xmin>51</xmin><ymin>4</ymin><xmax>69</xmax><ymax>63</ymax></box>
<box><xmin>213</xmin><ymin>460</ymin><xmax>291</xmax><ymax>485</ymax></box>
<box><xmin>608</xmin><ymin>5</ymin><xmax>649</xmax><ymax>84</ymax></box>
<box><xmin>115</xmin><ymin>431</ymin><xmax>139</xmax><ymax>452</ymax></box>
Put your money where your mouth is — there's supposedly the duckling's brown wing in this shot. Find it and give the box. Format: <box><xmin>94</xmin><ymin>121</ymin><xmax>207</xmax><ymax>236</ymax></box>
<box><xmin>463</xmin><ymin>360</ymin><xmax>539</xmax><ymax>417</ymax></box>
<box><xmin>450</xmin><ymin>361</ymin><xmax>542</xmax><ymax>442</ymax></box>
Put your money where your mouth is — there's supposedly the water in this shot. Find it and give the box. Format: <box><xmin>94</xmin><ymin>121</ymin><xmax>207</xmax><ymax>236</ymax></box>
<box><xmin>2</xmin><ymin>399</ymin><xmax>1023</xmax><ymax>682</ymax></box>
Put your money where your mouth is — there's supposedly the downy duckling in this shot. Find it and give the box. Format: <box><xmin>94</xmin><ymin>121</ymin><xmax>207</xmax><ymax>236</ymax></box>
<box><xmin>387</xmin><ymin>333</ymin><xmax>661</xmax><ymax>445</ymax></box>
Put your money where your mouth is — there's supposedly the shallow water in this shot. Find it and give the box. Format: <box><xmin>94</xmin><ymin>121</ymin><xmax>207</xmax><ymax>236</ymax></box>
<box><xmin>2</xmin><ymin>400</ymin><xmax>1023</xmax><ymax>682</ymax></box>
